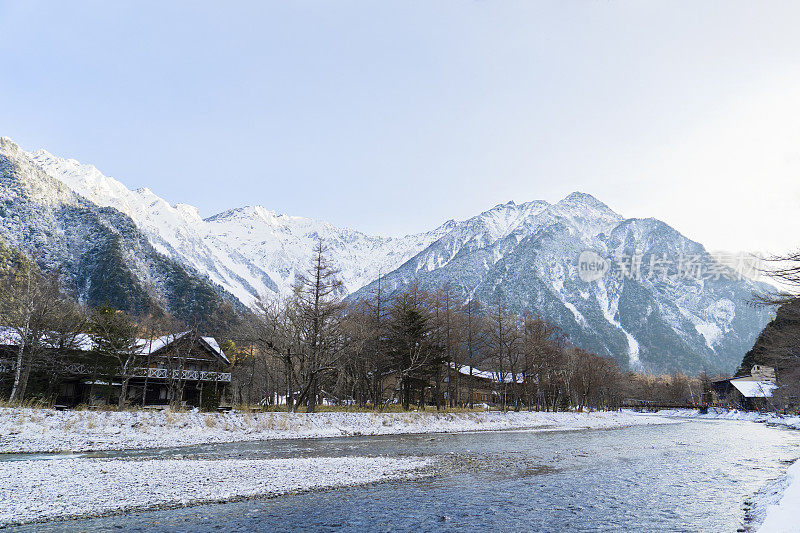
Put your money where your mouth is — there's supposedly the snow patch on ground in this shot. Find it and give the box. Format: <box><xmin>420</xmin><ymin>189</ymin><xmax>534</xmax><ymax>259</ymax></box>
<box><xmin>564</xmin><ymin>301</ymin><xmax>589</xmax><ymax>328</ymax></box>
<box><xmin>0</xmin><ymin>456</ymin><xmax>429</xmax><ymax>526</ymax></box>
<box><xmin>0</xmin><ymin>408</ymin><xmax>674</xmax><ymax>453</ymax></box>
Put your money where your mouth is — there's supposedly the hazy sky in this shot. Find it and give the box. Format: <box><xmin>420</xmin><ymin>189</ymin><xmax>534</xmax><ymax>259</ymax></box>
<box><xmin>2</xmin><ymin>1</ymin><xmax>800</xmax><ymax>254</ymax></box>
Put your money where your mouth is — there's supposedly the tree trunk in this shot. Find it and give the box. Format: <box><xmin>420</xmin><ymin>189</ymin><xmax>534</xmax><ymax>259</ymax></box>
<box><xmin>117</xmin><ymin>376</ymin><xmax>130</xmax><ymax>409</ymax></box>
<box><xmin>285</xmin><ymin>354</ymin><xmax>295</xmax><ymax>412</ymax></box>
<box><xmin>8</xmin><ymin>320</ymin><xmax>29</xmax><ymax>403</ymax></box>
<box><xmin>307</xmin><ymin>376</ymin><xmax>318</xmax><ymax>413</ymax></box>
<box><xmin>18</xmin><ymin>361</ymin><xmax>33</xmax><ymax>402</ymax></box>
<box><xmin>142</xmin><ymin>371</ymin><xmax>149</xmax><ymax>407</ymax></box>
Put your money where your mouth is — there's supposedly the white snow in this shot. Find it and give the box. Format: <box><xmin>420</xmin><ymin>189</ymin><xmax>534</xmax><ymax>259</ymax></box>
<box><xmin>0</xmin><ymin>407</ymin><xmax>675</xmax><ymax>454</ymax></box>
<box><xmin>730</xmin><ymin>380</ymin><xmax>778</xmax><ymax>399</ymax></box>
<box><xmin>647</xmin><ymin>408</ymin><xmax>800</xmax><ymax>432</ymax></box>
<box><xmin>0</xmin><ymin>456</ymin><xmax>430</xmax><ymax>526</ymax></box>
<box><xmin>695</xmin><ymin>321</ymin><xmax>723</xmax><ymax>348</ymax></box>
<box><xmin>594</xmin><ymin>280</ymin><xmax>642</xmax><ymax>369</ymax></box>
<box><xmin>759</xmin><ymin>458</ymin><xmax>800</xmax><ymax>533</ymax></box>
<box><xmin>563</xmin><ymin>301</ymin><xmax>589</xmax><ymax>328</ymax></box>
<box><xmin>690</xmin><ymin>299</ymin><xmax>736</xmax><ymax>348</ymax></box>
<box><xmin>26</xmin><ymin>146</ymin><xmax>445</xmax><ymax>305</ymax></box>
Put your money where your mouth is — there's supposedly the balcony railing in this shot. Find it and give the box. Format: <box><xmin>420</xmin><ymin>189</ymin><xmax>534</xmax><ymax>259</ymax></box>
<box><xmin>65</xmin><ymin>363</ymin><xmax>91</xmax><ymax>375</ymax></box>
<box><xmin>0</xmin><ymin>360</ymin><xmax>231</xmax><ymax>383</ymax></box>
<box><xmin>132</xmin><ymin>367</ymin><xmax>231</xmax><ymax>382</ymax></box>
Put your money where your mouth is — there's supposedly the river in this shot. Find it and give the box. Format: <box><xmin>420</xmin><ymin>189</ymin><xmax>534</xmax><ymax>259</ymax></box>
<box><xmin>6</xmin><ymin>419</ymin><xmax>800</xmax><ymax>532</ymax></box>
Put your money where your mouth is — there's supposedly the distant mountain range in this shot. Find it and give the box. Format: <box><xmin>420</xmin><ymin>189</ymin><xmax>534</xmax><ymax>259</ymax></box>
<box><xmin>0</xmin><ymin>137</ymin><xmax>771</xmax><ymax>373</ymax></box>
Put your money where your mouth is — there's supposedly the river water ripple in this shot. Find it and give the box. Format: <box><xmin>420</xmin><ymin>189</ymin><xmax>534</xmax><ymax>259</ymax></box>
<box><xmin>7</xmin><ymin>419</ymin><xmax>800</xmax><ymax>532</ymax></box>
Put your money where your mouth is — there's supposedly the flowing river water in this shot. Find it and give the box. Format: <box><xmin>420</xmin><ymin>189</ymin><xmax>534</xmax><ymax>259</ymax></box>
<box><xmin>5</xmin><ymin>419</ymin><xmax>800</xmax><ymax>532</ymax></box>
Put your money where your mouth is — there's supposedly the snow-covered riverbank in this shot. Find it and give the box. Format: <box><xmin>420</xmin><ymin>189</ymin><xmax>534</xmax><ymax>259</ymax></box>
<box><xmin>0</xmin><ymin>456</ymin><xmax>430</xmax><ymax>526</ymax></box>
<box><xmin>638</xmin><ymin>408</ymin><xmax>800</xmax><ymax>533</ymax></box>
<box><xmin>648</xmin><ymin>407</ymin><xmax>800</xmax><ymax>431</ymax></box>
<box><xmin>0</xmin><ymin>407</ymin><xmax>675</xmax><ymax>453</ymax></box>
<box><xmin>758</xmin><ymin>458</ymin><xmax>800</xmax><ymax>533</ymax></box>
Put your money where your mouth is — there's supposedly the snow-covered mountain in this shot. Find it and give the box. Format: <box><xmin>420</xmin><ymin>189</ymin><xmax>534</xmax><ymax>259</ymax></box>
<box><xmin>0</xmin><ymin>138</ymin><xmax>241</xmax><ymax>330</ymax></box>
<box><xmin>353</xmin><ymin>193</ymin><xmax>771</xmax><ymax>373</ymax></box>
<box><xmin>29</xmin><ymin>148</ymin><xmax>444</xmax><ymax>306</ymax></box>
<box><xmin>1</xmin><ymin>137</ymin><xmax>771</xmax><ymax>373</ymax></box>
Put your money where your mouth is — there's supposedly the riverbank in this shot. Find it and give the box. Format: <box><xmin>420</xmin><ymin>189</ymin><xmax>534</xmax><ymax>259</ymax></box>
<box><xmin>0</xmin><ymin>456</ymin><xmax>430</xmax><ymax>526</ymax></box>
<box><xmin>639</xmin><ymin>408</ymin><xmax>800</xmax><ymax>533</ymax></box>
<box><xmin>758</xmin><ymin>458</ymin><xmax>800</xmax><ymax>533</ymax></box>
<box><xmin>0</xmin><ymin>407</ymin><xmax>675</xmax><ymax>453</ymax></box>
<box><xmin>649</xmin><ymin>407</ymin><xmax>800</xmax><ymax>431</ymax></box>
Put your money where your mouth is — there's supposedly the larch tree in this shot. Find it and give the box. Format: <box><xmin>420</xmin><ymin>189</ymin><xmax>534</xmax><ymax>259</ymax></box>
<box><xmin>386</xmin><ymin>283</ymin><xmax>442</xmax><ymax>410</ymax></box>
<box><xmin>364</xmin><ymin>272</ymin><xmax>390</xmax><ymax>408</ymax></box>
<box><xmin>460</xmin><ymin>298</ymin><xmax>489</xmax><ymax>408</ymax></box>
<box><xmin>290</xmin><ymin>240</ymin><xmax>345</xmax><ymax>413</ymax></box>
<box><xmin>487</xmin><ymin>297</ymin><xmax>521</xmax><ymax>411</ymax></box>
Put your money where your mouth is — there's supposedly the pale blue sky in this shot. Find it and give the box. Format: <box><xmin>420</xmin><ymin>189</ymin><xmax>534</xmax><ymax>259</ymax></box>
<box><xmin>2</xmin><ymin>1</ymin><xmax>800</xmax><ymax>253</ymax></box>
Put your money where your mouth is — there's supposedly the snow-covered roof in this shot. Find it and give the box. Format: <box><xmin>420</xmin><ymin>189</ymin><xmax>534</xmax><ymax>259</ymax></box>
<box><xmin>136</xmin><ymin>332</ymin><xmax>191</xmax><ymax>355</ymax></box>
<box><xmin>730</xmin><ymin>379</ymin><xmax>777</xmax><ymax>398</ymax></box>
<box><xmin>0</xmin><ymin>326</ymin><xmax>228</xmax><ymax>365</ymax></box>
<box><xmin>450</xmin><ymin>362</ymin><xmax>523</xmax><ymax>384</ymax></box>
<box><xmin>0</xmin><ymin>326</ymin><xmax>94</xmax><ymax>351</ymax></box>
<box><xmin>200</xmin><ymin>336</ymin><xmax>229</xmax><ymax>365</ymax></box>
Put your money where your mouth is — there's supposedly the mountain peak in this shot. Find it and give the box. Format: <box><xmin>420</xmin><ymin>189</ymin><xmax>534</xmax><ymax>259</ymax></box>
<box><xmin>174</xmin><ymin>203</ymin><xmax>202</xmax><ymax>221</ymax></box>
<box><xmin>206</xmin><ymin>205</ymin><xmax>281</xmax><ymax>223</ymax></box>
<box><xmin>555</xmin><ymin>191</ymin><xmax>621</xmax><ymax>218</ymax></box>
<box><xmin>559</xmin><ymin>191</ymin><xmax>606</xmax><ymax>207</ymax></box>
<box><xmin>0</xmin><ymin>137</ymin><xmax>24</xmax><ymax>156</ymax></box>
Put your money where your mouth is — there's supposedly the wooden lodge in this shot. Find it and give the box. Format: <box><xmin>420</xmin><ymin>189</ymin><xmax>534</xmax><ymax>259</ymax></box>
<box><xmin>378</xmin><ymin>363</ymin><xmax>508</xmax><ymax>408</ymax></box>
<box><xmin>0</xmin><ymin>328</ymin><xmax>231</xmax><ymax>409</ymax></box>
<box><xmin>710</xmin><ymin>365</ymin><xmax>778</xmax><ymax>411</ymax></box>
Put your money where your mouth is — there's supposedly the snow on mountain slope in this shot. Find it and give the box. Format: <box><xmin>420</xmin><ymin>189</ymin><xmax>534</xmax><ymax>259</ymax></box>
<box><xmin>10</xmin><ymin>138</ymin><xmax>771</xmax><ymax>373</ymax></box>
<box><xmin>0</xmin><ymin>138</ymin><xmax>239</xmax><ymax>322</ymax></box>
<box><xmin>28</xmin><ymin>147</ymin><xmax>443</xmax><ymax>305</ymax></box>
<box><xmin>353</xmin><ymin>192</ymin><xmax>770</xmax><ymax>374</ymax></box>
<box><xmin>204</xmin><ymin>206</ymin><xmax>448</xmax><ymax>297</ymax></box>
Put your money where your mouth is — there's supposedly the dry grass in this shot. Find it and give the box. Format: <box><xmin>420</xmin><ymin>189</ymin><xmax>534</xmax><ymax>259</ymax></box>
<box><xmin>0</xmin><ymin>398</ymin><xmax>51</xmax><ymax>409</ymax></box>
<box><xmin>233</xmin><ymin>404</ymin><xmax>488</xmax><ymax>414</ymax></box>
<box><xmin>164</xmin><ymin>411</ymin><xmax>179</xmax><ymax>425</ymax></box>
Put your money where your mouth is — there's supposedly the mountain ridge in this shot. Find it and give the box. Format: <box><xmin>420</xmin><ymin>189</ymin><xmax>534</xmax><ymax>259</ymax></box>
<box><xmin>0</xmin><ymin>138</ymin><xmax>244</xmax><ymax>333</ymax></box>
<box><xmin>2</xmin><ymin>137</ymin><xmax>772</xmax><ymax>373</ymax></box>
